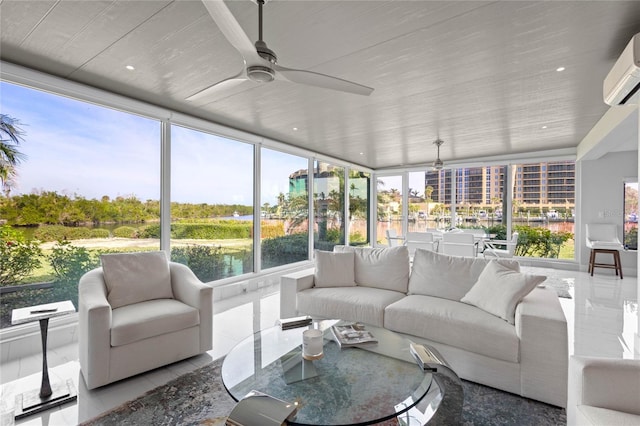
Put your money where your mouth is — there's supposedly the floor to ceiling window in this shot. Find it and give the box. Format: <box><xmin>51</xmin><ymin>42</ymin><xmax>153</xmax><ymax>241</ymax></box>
<box><xmin>171</xmin><ymin>125</ymin><xmax>254</xmax><ymax>281</ymax></box>
<box><xmin>348</xmin><ymin>169</ymin><xmax>371</xmax><ymax>246</ymax></box>
<box><xmin>624</xmin><ymin>180</ymin><xmax>638</xmax><ymax>250</ymax></box>
<box><xmin>313</xmin><ymin>161</ymin><xmax>345</xmax><ymax>250</ymax></box>
<box><xmin>0</xmin><ymin>81</ymin><xmax>160</xmax><ymax>329</ymax></box>
<box><xmin>511</xmin><ymin>161</ymin><xmax>575</xmax><ymax>259</ymax></box>
<box><xmin>424</xmin><ymin>169</ymin><xmax>453</xmax><ymax>230</ymax></box>
<box><xmin>376</xmin><ymin>162</ymin><xmax>575</xmax><ymax>260</ymax></box>
<box><xmin>260</xmin><ymin>148</ymin><xmax>309</xmax><ymax>268</ymax></box>
<box><xmin>376</xmin><ymin>174</ymin><xmax>403</xmax><ymax>245</ymax></box>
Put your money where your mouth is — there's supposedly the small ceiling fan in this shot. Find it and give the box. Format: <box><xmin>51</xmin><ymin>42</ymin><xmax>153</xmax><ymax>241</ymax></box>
<box><xmin>187</xmin><ymin>0</ymin><xmax>374</xmax><ymax>103</ymax></box>
<box><xmin>432</xmin><ymin>138</ymin><xmax>445</xmax><ymax>170</ymax></box>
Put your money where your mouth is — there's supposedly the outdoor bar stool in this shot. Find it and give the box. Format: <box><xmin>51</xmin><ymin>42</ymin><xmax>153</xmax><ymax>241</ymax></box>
<box><xmin>585</xmin><ymin>224</ymin><xmax>624</xmax><ymax>279</ymax></box>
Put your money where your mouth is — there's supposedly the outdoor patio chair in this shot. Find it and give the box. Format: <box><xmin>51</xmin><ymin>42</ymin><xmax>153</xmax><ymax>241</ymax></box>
<box><xmin>483</xmin><ymin>232</ymin><xmax>519</xmax><ymax>258</ymax></box>
<box><xmin>405</xmin><ymin>231</ymin><xmax>439</xmax><ymax>257</ymax></box>
<box><xmin>441</xmin><ymin>232</ymin><xmax>476</xmax><ymax>257</ymax></box>
<box><xmin>386</xmin><ymin>229</ymin><xmax>405</xmax><ymax>247</ymax></box>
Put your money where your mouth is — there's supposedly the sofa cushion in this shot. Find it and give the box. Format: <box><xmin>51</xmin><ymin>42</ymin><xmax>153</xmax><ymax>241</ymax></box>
<box><xmin>384</xmin><ymin>294</ymin><xmax>519</xmax><ymax>362</ymax></box>
<box><xmin>297</xmin><ymin>287</ymin><xmax>406</xmax><ymax>327</ymax></box>
<box><xmin>408</xmin><ymin>249</ymin><xmax>520</xmax><ymax>301</ymax></box>
<box><xmin>101</xmin><ymin>251</ymin><xmax>173</xmax><ymax>309</ymax></box>
<box><xmin>314</xmin><ymin>250</ymin><xmax>356</xmax><ymax>288</ymax></box>
<box><xmin>576</xmin><ymin>406</ymin><xmax>640</xmax><ymax>426</ymax></box>
<box><xmin>335</xmin><ymin>246</ymin><xmax>410</xmax><ymax>293</ymax></box>
<box><xmin>461</xmin><ymin>261</ymin><xmax>546</xmax><ymax>324</ymax></box>
<box><xmin>111</xmin><ymin>298</ymin><xmax>199</xmax><ymax>347</ymax></box>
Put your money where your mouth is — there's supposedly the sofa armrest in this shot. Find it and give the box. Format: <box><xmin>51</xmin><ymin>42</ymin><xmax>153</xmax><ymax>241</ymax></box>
<box><xmin>78</xmin><ymin>267</ymin><xmax>112</xmax><ymax>389</ymax></box>
<box><xmin>280</xmin><ymin>268</ymin><xmax>315</xmax><ymax>318</ymax></box>
<box><xmin>515</xmin><ymin>287</ymin><xmax>568</xmax><ymax>407</ymax></box>
<box><xmin>170</xmin><ymin>262</ymin><xmax>213</xmax><ymax>353</ymax></box>
<box><xmin>568</xmin><ymin>356</ymin><xmax>640</xmax><ymax>423</ymax></box>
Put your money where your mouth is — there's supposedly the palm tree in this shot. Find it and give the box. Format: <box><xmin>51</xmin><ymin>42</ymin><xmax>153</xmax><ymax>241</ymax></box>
<box><xmin>0</xmin><ymin>114</ymin><xmax>26</xmax><ymax>193</ymax></box>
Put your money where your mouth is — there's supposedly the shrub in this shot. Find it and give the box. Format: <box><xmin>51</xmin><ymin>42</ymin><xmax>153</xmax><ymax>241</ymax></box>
<box><xmin>349</xmin><ymin>231</ymin><xmax>366</xmax><ymax>244</ymax></box>
<box><xmin>48</xmin><ymin>240</ymin><xmax>100</xmax><ymax>283</ymax></box>
<box><xmin>625</xmin><ymin>227</ymin><xmax>637</xmax><ymax>249</ymax></box>
<box><xmin>513</xmin><ymin>225</ymin><xmax>572</xmax><ymax>258</ymax></box>
<box><xmin>0</xmin><ymin>225</ymin><xmax>43</xmax><ymax>285</ymax></box>
<box><xmin>33</xmin><ymin>225</ymin><xmax>92</xmax><ymax>242</ymax></box>
<box><xmin>261</xmin><ymin>233</ymin><xmax>309</xmax><ymax>268</ymax></box>
<box><xmin>484</xmin><ymin>224</ymin><xmax>573</xmax><ymax>258</ymax></box>
<box><xmin>139</xmin><ymin>224</ymin><xmax>160</xmax><ymax>239</ymax></box>
<box><xmin>140</xmin><ymin>223</ymin><xmax>254</xmax><ymax>240</ymax></box>
<box><xmin>171</xmin><ymin>245</ymin><xmax>227</xmax><ymax>282</ymax></box>
<box><xmin>113</xmin><ymin>226</ymin><xmax>137</xmax><ymax>238</ymax></box>
<box><xmin>90</xmin><ymin>228</ymin><xmax>110</xmax><ymax>238</ymax></box>
<box><xmin>261</xmin><ymin>222</ymin><xmax>285</xmax><ymax>239</ymax></box>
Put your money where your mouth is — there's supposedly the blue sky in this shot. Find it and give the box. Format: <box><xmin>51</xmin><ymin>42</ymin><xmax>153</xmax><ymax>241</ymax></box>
<box><xmin>0</xmin><ymin>81</ymin><xmax>306</xmax><ymax>205</ymax></box>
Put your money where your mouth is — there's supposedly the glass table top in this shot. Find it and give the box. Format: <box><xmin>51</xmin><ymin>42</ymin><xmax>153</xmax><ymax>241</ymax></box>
<box><xmin>221</xmin><ymin>319</ymin><xmax>433</xmax><ymax>426</ymax></box>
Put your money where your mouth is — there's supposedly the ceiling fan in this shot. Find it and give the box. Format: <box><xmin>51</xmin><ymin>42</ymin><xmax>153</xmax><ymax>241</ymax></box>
<box><xmin>432</xmin><ymin>139</ymin><xmax>445</xmax><ymax>170</ymax></box>
<box><xmin>187</xmin><ymin>0</ymin><xmax>374</xmax><ymax>103</ymax></box>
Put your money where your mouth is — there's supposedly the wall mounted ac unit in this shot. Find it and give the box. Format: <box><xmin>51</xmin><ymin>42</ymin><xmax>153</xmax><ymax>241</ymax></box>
<box><xmin>604</xmin><ymin>33</ymin><xmax>640</xmax><ymax>106</ymax></box>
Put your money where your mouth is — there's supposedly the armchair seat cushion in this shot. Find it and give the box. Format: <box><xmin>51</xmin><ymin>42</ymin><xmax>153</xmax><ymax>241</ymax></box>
<box><xmin>111</xmin><ymin>298</ymin><xmax>200</xmax><ymax>347</ymax></box>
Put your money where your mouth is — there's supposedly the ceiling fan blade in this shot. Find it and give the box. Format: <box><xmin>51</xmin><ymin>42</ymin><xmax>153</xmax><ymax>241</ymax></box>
<box><xmin>201</xmin><ymin>0</ymin><xmax>262</xmax><ymax>65</ymax></box>
<box><xmin>186</xmin><ymin>70</ymin><xmax>252</xmax><ymax>104</ymax></box>
<box><xmin>274</xmin><ymin>64</ymin><xmax>374</xmax><ymax>96</ymax></box>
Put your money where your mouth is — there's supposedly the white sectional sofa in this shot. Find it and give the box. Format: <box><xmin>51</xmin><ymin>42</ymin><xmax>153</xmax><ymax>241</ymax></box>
<box><xmin>567</xmin><ymin>356</ymin><xmax>640</xmax><ymax>425</ymax></box>
<box><xmin>280</xmin><ymin>246</ymin><xmax>568</xmax><ymax>408</ymax></box>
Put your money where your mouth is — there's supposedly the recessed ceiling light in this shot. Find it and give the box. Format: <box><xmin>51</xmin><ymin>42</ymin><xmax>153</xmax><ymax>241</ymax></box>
<box><xmin>292</xmin><ymin>127</ymin><xmax>298</xmax><ymax>131</ymax></box>
<box><xmin>359</xmin><ymin>152</ymin><xmax>364</xmax><ymax>155</ymax></box>
<box><xmin>556</xmin><ymin>66</ymin><xmax>565</xmax><ymax>72</ymax></box>
<box><xmin>541</xmin><ymin>125</ymin><xmax>548</xmax><ymax>129</ymax></box>
<box><xmin>125</xmin><ymin>65</ymin><xmax>135</xmax><ymax>71</ymax></box>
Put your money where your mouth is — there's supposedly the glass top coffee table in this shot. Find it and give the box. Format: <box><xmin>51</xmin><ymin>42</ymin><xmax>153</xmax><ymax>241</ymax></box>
<box><xmin>221</xmin><ymin>319</ymin><xmax>455</xmax><ymax>425</ymax></box>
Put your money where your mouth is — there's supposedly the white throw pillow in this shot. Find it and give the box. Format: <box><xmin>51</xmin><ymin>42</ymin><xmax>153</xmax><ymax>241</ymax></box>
<box><xmin>101</xmin><ymin>251</ymin><xmax>173</xmax><ymax>309</ymax></box>
<box><xmin>336</xmin><ymin>246</ymin><xmax>410</xmax><ymax>293</ymax></box>
<box><xmin>314</xmin><ymin>250</ymin><xmax>356</xmax><ymax>287</ymax></box>
<box><xmin>408</xmin><ymin>249</ymin><xmax>520</xmax><ymax>301</ymax></box>
<box><xmin>461</xmin><ymin>260</ymin><xmax>546</xmax><ymax>324</ymax></box>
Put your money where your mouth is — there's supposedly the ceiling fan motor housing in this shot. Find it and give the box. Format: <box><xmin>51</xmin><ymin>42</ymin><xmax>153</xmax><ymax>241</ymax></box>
<box><xmin>247</xmin><ymin>65</ymin><xmax>275</xmax><ymax>83</ymax></box>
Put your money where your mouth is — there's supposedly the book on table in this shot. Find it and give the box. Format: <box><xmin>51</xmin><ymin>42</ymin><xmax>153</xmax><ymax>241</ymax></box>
<box><xmin>330</xmin><ymin>323</ymin><xmax>378</xmax><ymax>348</ymax></box>
<box><xmin>277</xmin><ymin>315</ymin><xmax>312</xmax><ymax>330</ymax></box>
<box><xmin>226</xmin><ymin>390</ymin><xmax>297</xmax><ymax>426</ymax></box>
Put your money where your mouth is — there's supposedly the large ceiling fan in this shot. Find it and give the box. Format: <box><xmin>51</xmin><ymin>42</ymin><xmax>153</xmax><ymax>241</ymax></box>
<box><xmin>187</xmin><ymin>0</ymin><xmax>374</xmax><ymax>103</ymax></box>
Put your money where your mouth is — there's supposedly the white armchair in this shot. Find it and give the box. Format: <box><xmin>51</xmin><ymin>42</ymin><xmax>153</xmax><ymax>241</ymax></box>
<box><xmin>567</xmin><ymin>356</ymin><xmax>640</xmax><ymax>425</ymax></box>
<box><xmin>79</xmin><ymin>251</ymin><xmax>213</xmax><ymax>390</ymax></box>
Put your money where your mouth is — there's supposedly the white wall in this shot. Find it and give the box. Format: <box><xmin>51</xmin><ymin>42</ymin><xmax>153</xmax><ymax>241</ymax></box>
<box><xmin>578</xmin><ymin>151</ymin><xmax>638</xmax><ymax>276</ymax></box>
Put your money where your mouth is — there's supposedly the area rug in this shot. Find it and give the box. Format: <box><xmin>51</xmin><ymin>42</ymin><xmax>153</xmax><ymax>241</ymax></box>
<box><xmin>81</xmin><ymin>358</ymin><xmax>566</xmax><ymax>426</ymax></box>
<box><xmin>521</xmin><ymin>267</ymin><xmax>573</xmax><ymax>299</ymax></box>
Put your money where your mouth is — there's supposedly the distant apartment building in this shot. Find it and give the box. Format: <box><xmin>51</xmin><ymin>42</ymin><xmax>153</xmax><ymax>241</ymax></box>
<box><xmin>425</xmin><ymin>161</ymin><xmax>575</xmax><ymax>207</ymax></box>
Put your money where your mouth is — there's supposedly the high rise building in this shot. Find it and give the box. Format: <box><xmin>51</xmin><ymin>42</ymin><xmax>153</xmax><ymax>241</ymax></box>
<box><xmin>425</xmin><ymin>161</ymin><xmax>575</xmax><ymax>209</ymax></box>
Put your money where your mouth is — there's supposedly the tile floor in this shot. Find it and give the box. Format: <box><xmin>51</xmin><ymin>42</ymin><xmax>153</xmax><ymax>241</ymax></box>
<box><xmin>0</xmin><ymin>266</ymin><xmax>638</xmax><ymax>425</ymax></box>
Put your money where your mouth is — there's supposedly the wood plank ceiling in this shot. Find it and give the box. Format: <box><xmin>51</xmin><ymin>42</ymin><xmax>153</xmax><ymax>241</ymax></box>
<box><xmin>1</xmin><ymin>0</ymin><xmax>639</xmax><ymax>169</ymax></box>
